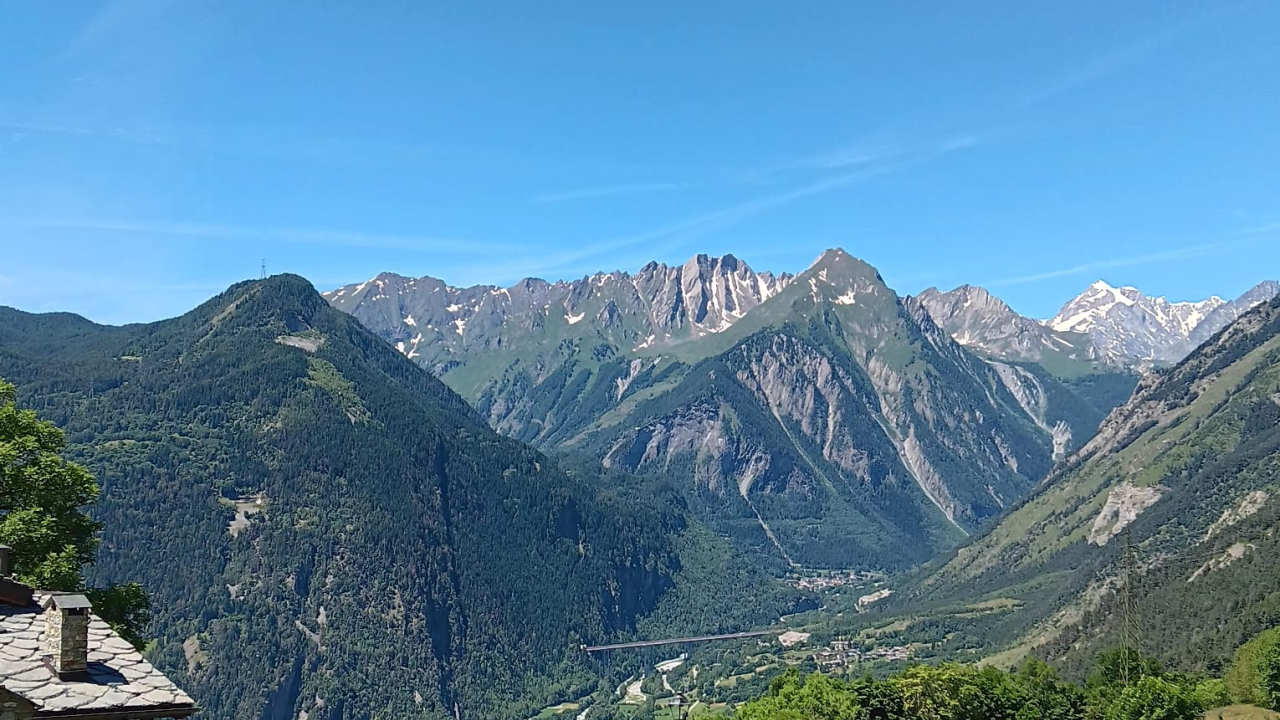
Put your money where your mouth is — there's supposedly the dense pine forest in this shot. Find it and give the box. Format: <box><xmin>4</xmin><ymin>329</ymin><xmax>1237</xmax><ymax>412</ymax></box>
<box><xmin>0</xmin><ymin>276</ymin><xmax>803</xmax><ymax>719</ymax></box>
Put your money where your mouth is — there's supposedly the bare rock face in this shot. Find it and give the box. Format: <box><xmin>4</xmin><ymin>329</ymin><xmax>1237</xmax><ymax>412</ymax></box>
<box><xmin>635</xmin><ymin>254</ymin><xmax>791</xmax><ymax>334</ymax></box>
<box><xmin>324</xmin><ymin>254</ymin><xmax>793</xmax><ymax>374</ymax></box>
<box><xmin>1088</xmin><ymin>482</ymin><xmax>1164</xmax><ymax>545</ymax></box>
<box><xmin>733</xmin><ymin>334</ymin><xmax>875</xmax><ymax>482</ymax></box>
<box><xmin>919</xmin><ymin>285</ymin><xmax>1094</xmax><ymax>364</ymax></box>
<box><xmin>1188</xmin><ymin>280</ymin><xmax>1280</xmax><ymax>347</ymax></box>
<box><xmin>988</xmin><ymin>361</ymin><xmax>1073</xmax><ymax>460</ymax></box>
<box><xmin>919</xmin><ymin>279</ymin><xmax>1279</xmax><ymax>371</ymax></box>
<box><xmin>579</xmin><ymin>251</ymin><xmax>1060</xmax><ymax>569</ymax></box>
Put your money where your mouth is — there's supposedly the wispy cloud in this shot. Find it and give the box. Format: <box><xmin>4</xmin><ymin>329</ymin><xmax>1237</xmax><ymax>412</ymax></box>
<box><xmin>3</xmin><ymin>218</ymin><xmax>516</xmax><ymax>254</ymax></box>
<box><xmin>611</xmin><ymin>164</ymin><xmax>898</xmax><ymax>248</ymax></box>
<box><xmin>1242</xmin><ymin>220</ymin><xmax>1280</xmax><ymax>235</ymax></box>
<box><xmin>1015</xmin><ymin>9</ymin><xmax>1227</xmax><ymax>109</ymax></box>
<box><xmin>531</xmin><ymin>182</ymin><xmax>688</xmax><ymax>204</ymax></box>
<box><xmin>774</xmin><ymin>129</ymin><xmax>986</xmax><ymax>185</ymax></box>
<box><xmin>801</xmin><ymin>143</ymin><xmax>898</xmax><ymax>171</ymax></box>
<box><xmin>988</xmin><ymin>229</ymin><xmax>1276</xmax><ymax>287</ymax></box>
<box><xmin>455</xmin><ymin>162</ymin><xmax>908</xmax><ymax>283</ymax></box>
<box><xmin>990</xmin><ymin>245</ymin><xmax>1219</xmax><ymax>286</ymax></box>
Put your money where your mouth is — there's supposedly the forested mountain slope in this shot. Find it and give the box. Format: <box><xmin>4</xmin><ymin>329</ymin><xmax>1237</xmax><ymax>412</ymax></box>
<box><xmin>907</xmin><ymin>293</ymin><xmax>1280</xmax><ymax>677</ymax></box>
<box><xmin>0</xmin><ymin>276</ymin><xmax>798</xmax><ymax>720</ymax></box>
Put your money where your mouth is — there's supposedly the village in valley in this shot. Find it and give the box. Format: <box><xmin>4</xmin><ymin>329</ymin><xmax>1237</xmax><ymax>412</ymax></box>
<box><xmin>533</xmin><ymin>570</ymin><xmax>918</xmax><ymax>719</ymax></box>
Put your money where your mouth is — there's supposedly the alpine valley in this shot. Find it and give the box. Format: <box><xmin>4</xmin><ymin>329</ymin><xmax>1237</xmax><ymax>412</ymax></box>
<box><xmin>0</xmin><ymin>250</ymin><xmax>1277</xmax><ymax>719</ymax></box>
<box><xmin>895</xmin><ymin>290</ymin><xmax>1280</xmax><ymax>680</ymax></box>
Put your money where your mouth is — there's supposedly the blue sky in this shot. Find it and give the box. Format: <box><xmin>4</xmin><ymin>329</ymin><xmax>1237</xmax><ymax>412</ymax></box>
<box><xmin>1</xmin><ymin>1</ymin><xmax>1278</xmax><ymax>324</ymax></box>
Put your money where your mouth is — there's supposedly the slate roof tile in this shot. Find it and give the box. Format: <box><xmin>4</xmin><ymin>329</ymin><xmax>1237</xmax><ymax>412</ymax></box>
<box><xmin>0</xmin><ymin>592</ymin><xmax>197</xmax><ymax>718</ymax></box>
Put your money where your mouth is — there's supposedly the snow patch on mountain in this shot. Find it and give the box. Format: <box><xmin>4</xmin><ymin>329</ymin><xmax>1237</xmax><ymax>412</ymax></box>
<box><xmin>324</xmin><ymin>254</ymin><xmax>794</xmax><ymax>365</ymax></box>
<box><xmin>1047</xmin><ymin>279</ymin><xmax>1277</xmax><ymax>365</ymax></box>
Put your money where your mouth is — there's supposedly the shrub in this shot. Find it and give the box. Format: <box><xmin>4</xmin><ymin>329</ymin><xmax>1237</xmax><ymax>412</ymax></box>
<box><xmin>1101</xmin><ymin>676</ymin><xmax>1201</xmax><ymax>720</ymax></box>
<box><xmin>1225</xmin><ymin>627</ymin><xmax>1280</xmax><ymax>705</ymax></box>
<box><xmin>736</xmin><ymin>669</ymin><xmax>866</xmax><ymax>720</ymax></box>
<box><xmin>1261</xmin><ymin>642</ymin><xmax>1280</xmax><ymax>710</ymax></box>
<box><xmin>1190</xmin><ymin>678</ymin><xmax>1231</xmax><ymax>710</ymax></box>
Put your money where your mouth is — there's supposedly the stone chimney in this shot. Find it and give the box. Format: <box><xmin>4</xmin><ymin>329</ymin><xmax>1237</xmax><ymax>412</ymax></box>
<box><xmin>43</xmin><ymin>593</ymin><xmax>93</xmax><ymax>677</ymax></box>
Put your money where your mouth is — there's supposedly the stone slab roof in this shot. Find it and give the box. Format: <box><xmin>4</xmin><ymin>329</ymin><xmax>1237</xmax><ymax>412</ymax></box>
<box><xmin>0</xmin><ymin>593</ymin><xmax>196</xmax><ymax>718</ymax></box>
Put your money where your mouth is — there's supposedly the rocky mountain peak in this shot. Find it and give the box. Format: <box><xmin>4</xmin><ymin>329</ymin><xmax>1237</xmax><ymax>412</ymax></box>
<box><xmin>807</xmin><ymin>248</ymin><xmax>880</xmax><ymax>279</ymax></box>
<box><xmin>920</xmin><ymin>284</ymin><xmax>1007</xmax><ymax>313</ymax></box>
<box><xmin>1047</xmin><ymin>279</ymin><xmax>1269</xmax><ymax>365</ymax></box>
<box><xmin>916</xmin><ymin>283</ymin><xmax>1093</xmax><ymax>365</ymax></box>
<box><xmin>323</xmin><ymin>253</ymin><xmax>794</xmax><ymax>362</ymax></box>
<box><xmin>1187</xmin><ymin>279</ymin><xmax>1280</xmax><ymax>347</ymax></box>
<box><xmin>800</xmin><ymin>248</ymin><xmax>887</xmax><ymax>297</ymax></box>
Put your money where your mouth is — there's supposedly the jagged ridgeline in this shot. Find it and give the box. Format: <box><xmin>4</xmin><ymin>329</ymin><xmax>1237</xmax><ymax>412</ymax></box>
<box><xmin>0</xmin><ymin>276</ymin><xmax>799</xmax><ymax>720</ymax></box>
<box><xmin>330</xmin><ymin>250</ymin><xmax>1136</xmax><ymax>570</ymax></box>
<box><xmin>907</xmin><ymin>293</ymin><xmax>1280</xmax><ymax>678</ymax></box>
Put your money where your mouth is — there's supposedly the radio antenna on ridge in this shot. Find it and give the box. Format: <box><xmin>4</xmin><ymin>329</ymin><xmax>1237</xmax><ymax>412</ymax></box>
<box><xmin>260</xmin><ymin>259</ymin><xmax>267</xmax><ymax>280</ymax></box>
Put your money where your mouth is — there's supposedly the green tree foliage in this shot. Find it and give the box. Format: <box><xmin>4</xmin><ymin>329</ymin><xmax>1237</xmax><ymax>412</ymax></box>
<box><xmin>0</xmin><ymin>378</ymin><xmax>149</xmax><ymax>646</ymax></box>
<box><xmin>731</xmin><ymin>652</ymin><xmax>1210</xmax><ymax>720</ymax></box>
<box><xmin>1015</xmin><ymin>659</ymin><xmax>1087</xmax><ymax>720</ymax></box>
<box><xmin>1189</xmin><ymin>678</ymin><xmax>1231</xmax><ymax>711</ymax></box>
<box><xmin>1261</xmin><ymin>642</ymin><xmax>1280</xmax><ymax>710</ymax></box>
<box><xmin>85</xmin><ymin>582</ymin><xmax>152</xmax><ymax>649</ymax></box>
<box><xmin>737</xmin><ymin>669</ymin><xmax>866</xmax><ymax>720</ymax></box>
<box><xmin>1099</xmin><ymin>676</ymin><xmax>1199</xmax><ymax>720</ymax></box>
<box><xmin>1226</xmin><ymin>628</ymin><xmax>1280</xmax><ymax>706</ymax></box>
<box><xmin>1088</xmin><ymin>648</ymin><xmax>1164</xmax><ymax>689</ymax></box>
<box><xmin>0</xmin><ymin>379</ymin><xmax>101</xmax><ymax>589</ymax></box>
<box><xmin>1080</xmin><ymin>649</ymin><xmax>1206</xmax><ymax>720</ymax></box>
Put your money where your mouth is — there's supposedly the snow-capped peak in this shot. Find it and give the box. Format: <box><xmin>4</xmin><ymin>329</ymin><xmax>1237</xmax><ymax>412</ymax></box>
<box><xmin>1046</xmin><ymin>279</ymin><xmax>1271</xmax><ymax>365</ymax></box>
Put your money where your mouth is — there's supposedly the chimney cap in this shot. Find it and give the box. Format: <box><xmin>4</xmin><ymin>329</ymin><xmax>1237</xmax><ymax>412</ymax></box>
<box><xmin>42</xmin><ymin>593</ymin><xmax>93</xmax><ymax>611</ymax></box>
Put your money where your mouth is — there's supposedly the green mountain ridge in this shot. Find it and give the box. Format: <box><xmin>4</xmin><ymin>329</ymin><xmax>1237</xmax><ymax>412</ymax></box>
<box><xmin>0</xmin><ymin>275</ymin><xmax>799</xmax><ymax>719</ymax></box>
<box><xmin>900</xmin><ymin>292</ymin><xmax>1280</xmax><ymax>677</ymax></box>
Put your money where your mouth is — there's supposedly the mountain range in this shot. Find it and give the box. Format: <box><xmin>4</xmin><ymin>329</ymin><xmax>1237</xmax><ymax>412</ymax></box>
<box><xmin>2</xmin><ymin>250</ymin><xmax>1277</xmax><ymax>717</ymax></box>
<box><xmin>324</xmin><ymin>253</ymin><xmax>793</xmax><ymax>367</ymax></box>
<box><xmin>327</xmin><ymin>250</ymin><xmax>1276</xmax><ymax>381</ymax></box>
<box><xmin>917</xmin><ymin>278</ymin><xmax>1280</xmax><ymax>370</ymax></box>
<box><xmin>326</xmin><ymin>250</ymin><xmax>1174</xmax><ymax>571</ymax></box>
<box><xmin>0</xmin><ymin>276</ymin><xmax>800</xmax><ymax>719</ymax></box>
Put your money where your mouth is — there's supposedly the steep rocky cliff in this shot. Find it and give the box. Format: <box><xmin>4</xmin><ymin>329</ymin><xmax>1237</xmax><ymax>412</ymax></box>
<box><xmin>910</xmin><ymin>293</ymin><xmax>1280</xmax><ymax>675</ymax></box>
<box><xmin>562</xmin><ymin>251</ymin><xmax>1058</xmax><ymax>569</ymax></box>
